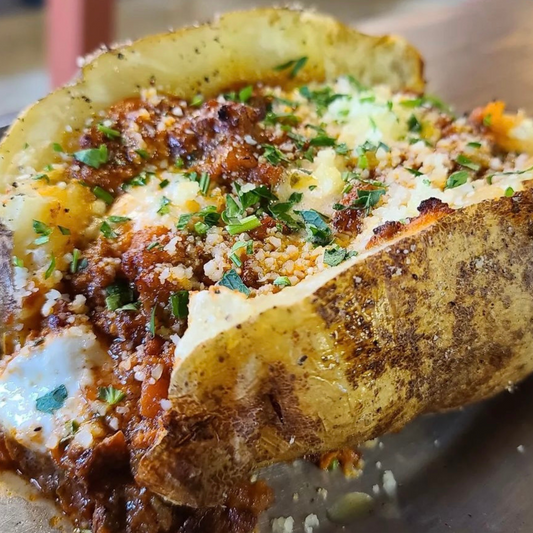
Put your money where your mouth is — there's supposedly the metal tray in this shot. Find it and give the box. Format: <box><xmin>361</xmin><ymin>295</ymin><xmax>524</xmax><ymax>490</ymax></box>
<box><xmin>1</xmin><ymin>123</ymin><xmax>532</xmax><ymax>533</ymax></box>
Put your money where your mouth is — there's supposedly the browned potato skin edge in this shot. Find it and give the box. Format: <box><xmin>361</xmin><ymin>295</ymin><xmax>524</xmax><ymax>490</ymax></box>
<box><xmin>139</xmin><ymin>186</ymin><xmax>533</xmax><ymax>507</ymax></box>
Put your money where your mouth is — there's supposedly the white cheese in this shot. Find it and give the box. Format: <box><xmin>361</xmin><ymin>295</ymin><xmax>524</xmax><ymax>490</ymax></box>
<box><xmin>0</xmin><ymin>325</ymin><xmax>107</xmax><ymax>453</ymax></box>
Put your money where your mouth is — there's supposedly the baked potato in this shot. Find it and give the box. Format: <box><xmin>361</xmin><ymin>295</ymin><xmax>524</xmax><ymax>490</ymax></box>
<box><xmin>1</xmin><ymin>7</ymin><xmax>533</xmax><ymax>532</ymax></box>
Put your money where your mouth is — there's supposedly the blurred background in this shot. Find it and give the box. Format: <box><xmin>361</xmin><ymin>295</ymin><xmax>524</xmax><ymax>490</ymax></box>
<box><xmin>0</xmin><ymin>0</ymin><xmax>532</xmax><ymax>122</ymax></box>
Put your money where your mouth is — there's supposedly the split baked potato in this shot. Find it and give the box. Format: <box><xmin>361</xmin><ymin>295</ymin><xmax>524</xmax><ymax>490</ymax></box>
<box><xmin>1</xmin><ymin>7</ymin><xmax>533</xmax><ymax>531</ymax></box>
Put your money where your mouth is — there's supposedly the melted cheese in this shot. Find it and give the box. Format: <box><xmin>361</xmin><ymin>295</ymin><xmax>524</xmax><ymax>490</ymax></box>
<box><xmin>0</xmin><ymin>325</ymin><xmax>107</xmax><ymax>453</ymax></box>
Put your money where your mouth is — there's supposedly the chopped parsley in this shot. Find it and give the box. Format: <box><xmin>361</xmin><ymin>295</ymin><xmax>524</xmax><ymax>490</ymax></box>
<box><xmin>33</xmin><ymin>220</ymin><xmax>52</xmax><ymax>245</ymax></box>
<box><xmin>483</xmin><ymin>114</ymin><xmax>492</xmax><ymax>127</ymax></box>
<box><xmin>58</xmin><ymin>225</ymin><xmax>71</xmax><ymax>235</ymax></box>
<box><xmin>12</xmin><ymin>256</ymin><xmax>24</xmax><ymax>268</ymax></box>
<box><xmin>238</xmin><ymin>85</ymin><xmax>253</xmax><ymax>103</ymax></box>
<box><xmin>264</xmin><ymin>112</ymin><xmax>299</xmax><ymax>126</ymax></box>
<box><xmin>33</xmin><ymin>173</ymin><xmax>50</xmax><ymax>183</ymax></box>
<box><xmin>199</xmin><ymin>172</ymin><xmax>210</xmax><ymax>195</ymax></box>
<box><xmin>190</xmin><ymin>94</ymin><xmax>204</xmax><ymax>107</ymax></box>
<box><xmin>123</xmin><ymin>171</ymin><xmax>152</xmax><ymax>189</ymax></box>
<box><xmin>44</xmin><ymin>255</ymin><xmax>56</xmax><ymax>279</ymax></box>
<box><xmin>98</xmin><ymin>386</ymin><xmax>126</xmax><ymax>406</ymax></box>
<box><xmin>108</xmin><ymin>215</ymin><xmax>131</xmax><ymax>224</ymax></box>
<box><xmin>406</xmin><ymin>168</ymin><xmax>423</xmax><ymax>176</ymax></box>
<box><xmin>407</xmin><ymin>114</ymin><xmax>422</xmax><ymax>133</ymax></box>
<box><xmin>170</xmin><ymin>291</ymin><xmax>189</xmax><ymax>319</ymax></box>
<box><xmin>226</xmin><ymin>214</ymin><xmax>261</xmax><ymax>235</ymax></box>
<box><xmin>334</xmin><ymin>188</ymin><xmax>386</xmax><ymax>215</ymax></box>
<box><xmin>299</xmin><ymin>86</ymin><xmax>345</xmax><ymax>116</ymax></box>
<box><xmin>74</xmin><ymin>144</ymin><xmax>109</xmax><ymax>169</ymax></box>
<box><xmin>456</xmin><ymin>154</ymin><xmax>481</xmax><ymax>172</ymax></box>
<box><xmin>274</xmin><ymin>56</ymin><xmax>308</xmax><ymax>78</ymax></box>
<box><xmin>263</xmin><ymin>144</ymin><xmax>289</xmax><ymax>165</ymax></box>
<box><xmin>159</xmin><ymin>179</ymin><xmax>170</xmax><ymax>189</ymax></box>
<box><xmin>229</xmin><ymin>240</ymin><xmax>254</xmax><ymax>266</ymax></box>
<box><xmin>52</xmin><ymin>143</ymin><xmax>64</xmax><ymax>153</ymax></box>
<box><xmin>92</xmin><ymin>185</ymin><xmax>114</xmax><ymax>205</ymax></box>
<box><xmin>105</xmin><ymin>282</ymin><xmax>135</xmax><ymax>311</ymax></box>
<box><xmin>446</xmin><ymin>170</ymin><xmax>469</xmax><ymax>189</ymax></box>
<box><xmin>323</xmin><ymin>246</ymin><xmax>357</xmax><ymax>267</ymax></box>
<box><xmin>505</xmin><ymin>187</ymin><xmax>515</xmax><ymax>197</ymax></box>
<box><xmin>146</xmin><ymin>241</ymin><xmax>162</xmax><ymax>251</ymax></box>
<box><xmin>36</xmin><ymin>385</ymin><xmax>68</xmax><ymax>414</ymax></box>
<box><xmin>97</xmin><ymin>123</ymin><xmax>121</xmax><ymax>139</ymax></box>
<box><xmin>299</xmin><ymin>209</ymin><xmax>332</xmax><ymax>246</ymax></box>
<box><xmin>70</xmin><ymin>249</ymin><xmax>81</xmax><ymax>273</ymax></box>
<box><xmin>467</xmin><ymin>141</ymin><xmax>482</xmax><ymax>149</ymax></box>
<box><xmin>157</xmin><ymin>196</ymin><xmax>171</xmax><ymax>215</ymax></box>
<box><xmin>273</xmin><ymin>276</ymin><xmax>291</xmax><ymax>287</ymax></box>
<box><xmin>219</xmin><ymin>269</ymin><xmax>250</xmax><ymax>296</ymax></box>
<box><xmin>100</xmin><ymin>221</ymin><xmax>118</xmax><ymax>239</ymax></box>
<box><xmin>136</xmin><ymin>149</ymin><xmax>149</xmax><ymax>159</ymax></box>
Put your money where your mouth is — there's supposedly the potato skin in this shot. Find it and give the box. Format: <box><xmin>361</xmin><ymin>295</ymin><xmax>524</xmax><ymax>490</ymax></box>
<box><xmin>139</xmin><ymin>186</ymin><xmax>533</xmax><ymax>507</ymax></box>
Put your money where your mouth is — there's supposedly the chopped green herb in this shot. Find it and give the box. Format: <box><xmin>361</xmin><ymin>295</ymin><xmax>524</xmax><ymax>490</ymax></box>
<box><xmin>52</xmin><ymin>143</ymin><xmax>64</xmax><ymax>153</ymax></box>
<box><xmin>33</xmin><ymin>173</ymin><xmax>50</xmax><ymax>183</ymax></box>
<box><xmin>456</xmin><ymin>154</ymin><xmax>481</xmax><ymax>172</ymax></box>
<box><xmin>146</xmin><ymin>241</ymin><xmax>162</xmax><ymax>251</ymax></box>
<box><xmin>264</xmin><ymin>112</ymin><xmax>299</xmax><ymax>127</ymax></box>
<box><xmin>335</xmin><ymin>188</ymin><xmax>386</xmax><ymax>214</ymax></box>
<box><xmin>74</xmin><ymin>144</ymin><xmax>108</xmax><ymax>169</ymax></box>
<box><xmin>273</xmin><ymin>276</ymin><xmax>291</xmax><ymax>287</ymax></box>
<box><xmin>357</xmin><ymin>153</ymin><xmax>368</xmax><ymax>170</ymax></box>
<box><xmin>126</xmin><ymin>171</ymin><xmax>152</xmax><ymax>189</ymax></box>
<box><xmin>226</xmin><ymin>215</ymin><xmax>261</xmax><ymax>235</ymax></box>
<box><xmin>423</xmin><ymin>178</ymin><xmax>431</xmax><ymax>186</ymax></box>
<box><xmin>170</xmin><ymin>291</ymin><xmax>189</xmax><ymax>319</ymax></box>
<box><xmin>105</xmin><ymin>282</ymin><xmax>135</xmax><ymax>311</ymax></box>
<box><xmin>191</xmin><ymin>94</ymin><xmax>204</xmax><ymax>107</ymax></box>
<box><xmin>335</xmin><ymin>143</ymin><xmax>349</xmax><ymax>155</ymax></box>
<box><xmin>328</xmin><ymin>458</ymin><xmax>340</xmax><ymax>471</ymax></box>
<box><xmin>446</xmin><ymin>170</ymin><xmax>469</xmax><ymax>189</ymax></box>
<box><xmin>100</xmin><ymin>221</ymin><xmax>118</xmax><ymax>239</ymax></box>
<box><xmin>229</xmin><ymin>253</ymin><xmax>242</xmax><ymax>267</ymax></box>
<box><xmin>97</xmin><ymin>124</ymin><xmax>121</xmax><ymax>139</ymax></box>
<box><xmin>483</xmin><ymin>114</ymin><xmax>492</xmax><ymax>127</ymax></box>
<box><xmin>92</xmin><ymin>185</ymin><xmax>114</xmax><ymax>205</ymax></box>
<box><xmin>309</xmin><ymin>185</ymin><xmax>317</xmax><ymax>191</ymax></box>
<box><xmin>33</xmin><ymin>220</ymin><xmax>52</xmax><ymax>245</ymax></box>
<box><xmin>44</xmin><ymin>164</ymin><xmax>54</xmax><ymax>172</ymax></box>
<box><xmin>70</xmin><ymin>249</ymin><xmax>80</xmax><ymax>273</ymax></box>
<box><xmin>346</xmin><ymin>75</ymin><xmax>367</xmax><ymax>92</ymax></box>
<box><xmin>274</xmin><ymin>56</ymin><xmax>308</xmax><ymax>78</ymax></box>
<box><xmin>58</xmin><ymin>225</ymin><xmax>71</xmax><ymax>235</ymax></box>
<box><xmin>263</xmin><ymin>144</ymin><xmax>289</xmax><ymax>165</ymax></box>
<box><xmin>175</xmin><ymin>156</ymin><xmax>184</xmax><ymax>168</ymax></box>
<box><xmin>238</xmin><ymin>85</ymin><xmax>253</xmax><ymax>103</ymax></box>
<box><xmin>117</xmin><ymin>302</ymin><xmax>140</xmax><ymax>312</ymax></box>
<box><xmin>219</xmin><ymin>269</ymin><xmax>250</xmax><ymax>296</ymax></box>
<box><xmin>467</xmin><ymin>141</ymin><xmax>482</xmax><ymax>148</ymax></box>
<box><xmin>136</xmin><ymin>149</ymin><xmax>149</xmax><ymax>159</ymax></box>
<box><xmin>406</xmin><ymin>168</ymin><xmax>423</xmax><ymax>177</ymax></box>
<box><xmin>149</xmin><ymin>307</ymin><xmax>157</xmax><ymax>335</ymax></box>
<box><xmin>400</xmin><ymin>97</ymin><xmax>423</xmax><ymax>108</ymax></box>
<box><xmin>98</xmin><ymin>386</ymin><xmax>126</xmax><ymax>406</ymax></box>
<box><xmin>176</xmin><ymin>213</ymin><xmax>193</xmax><ymax>230</ymax></box>
<box><xmin>505</xmin><ymin>187</ymin><xmax>515</xmax><ymax>197</ymax></box>
<box><xmin>324</xmin><ymin>246</ymin><xmax>357</xmax><ymax>267</ymax></box>
<box><xmin>23</xmin><ymin>142</ymin><xmax>29</xmax><ymax>150</ymax></box>
<box><xmin>486</xmin><ymin>175</ymin><xmax>494</xmax><ymax>185</ymax></box>
<box><xmin>199</xmin><ymin>172</ymin><xmax>210</xmax><ymax>195</ymax></box>
<box><xmin>108</xmin><ymin>215</ymin><xmax>131</xmax><ymax>224</ymax></box>
<box><xmin>157</xmin><ymin>196</ymin><xmax>171</xmax><ymax>215</ymax></box>
<box><xmin>299</xmin><ymin>209</ymin><xmax>332</xmax><ymax>246</ymax></box>
<box><xmin>36</xmin><ymin>385</ymin><xmax>68</xmax><ymax>414</ymax></box>
<box><xmin>309</xmin><ymin>133</ymin><xmax>337</xmax><ymax>147</ymax></box>
<box><xmin>159</xmin><ymin>179</ymin><xmax>170</xmax><ymax>189</ymax></box>
<box><xmin>12</xmin><ymin>256</ymin><xmax>24</xmax><ymax>267</ymax></box>
<box><xmin>299</xmin><ymin>86</ymin><xmax>345</xmax><ymax>116</ymax></box>
<box><xmin>407</xmin><ymin>114</ymin><xmax>422</xmax><ymax>133</ymax></box>
<box><xmin>194</xmin><ymin>221</ymin><xmax>209</xmax><ymax>235</ymax></box>
<box><xmin>231</xmin><ymin>240</ymin><xmax>254</xmax><ymax>254</ymax></box>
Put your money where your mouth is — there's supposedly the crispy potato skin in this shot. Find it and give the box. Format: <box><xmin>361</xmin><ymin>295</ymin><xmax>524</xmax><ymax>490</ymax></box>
<box><xmin>139</xmin><ymin>186</ymin><xmax>533</xmax><ymax>507</ymax></box>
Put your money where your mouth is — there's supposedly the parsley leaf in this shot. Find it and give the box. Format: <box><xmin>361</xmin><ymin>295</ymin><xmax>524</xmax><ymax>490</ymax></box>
<box><xmin>170</xmin><ymin>291</ymin><xmax>189</xmax><ymax>319</ymax></box>
<box><xmin>97</xmin><ymin>124</ymin><xmax>121</xmax><ymax>139</ymax></box>
<box><xmin>407</xmin><ymin>114</ymin><xmax>422</xmax><ymax>132</ymax></box>
<box><xmin>299</xmin><ymin>210</ymin><xmax>333</xmax><ymax>246</ymax></box>
<box><xmin>456</xmin><ymin>154</ymin><xmax>481</xmax><ymax>172</ymax></box>
<box><xmin>74</xmin><ymin>144</ymin><xmax>109</xmax><ymax>169</ymax></box>
<box><xmin>446</xmin><ymin>170</ymin><xmax>469</xmax><ymax>189</ymax></box>
<box><xmin>98</xmin><ymin>386</ymin><xmax>126</xmax><ymax>406</ymax></box>
<box><xmin>36</xmin><ymin>385</ymin><xmax>68</xmax><ymax>414</ymax></box>
<box><xmin>44</xmin><ymin>255</ymin><xmax>56</xmax><ymax>279</ymax></box>
<box><xmin>226</xmin><ymin>215</ymin><xmax>261</xmax><ymax>235</ymax></box>
<box><xmin>274</xmin><ymin>56</ymin><xmax>308</xmax><ymax>78</ymax></box>
<box><xmin>323</xmin><ymin>246</ymin><xmax>357</xmax><ymax>267</ymax></box>
<box><xmin>157</xmin><ymin>196</ymin><xmax>171</xmax><ymax>215</ymax></box>
<box><xmin>33</xmin><ymin>220</ymin><xmax>52</xmax><ymax>245</ymax></box>
<box><xmin>92</xmin><ymin>186</ymin><xmax>114</xmax><ymax>205</ymax></box>
<box><xmin>219</xmin><ymin>269</ymin><xmax>250</xmax><ymax>296</ymax></box>
<box><xmin>273</xmin><ymin>276</ymin><xmax>291</xmax><ymax>287</ymax></box>
<box><xmin>105</xmin><ymin>282</ymin><xmax>135</xmax><ymax>311</ymax></box>
<box><xmin>263</xmin><ymin>144</ymin><xmax>289</xmax><ymax>165</ymax></box>
<box><xmin>238</xmin><ymin>85</ymin><xmax>253</xmax><ymax>103</ymax></box>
